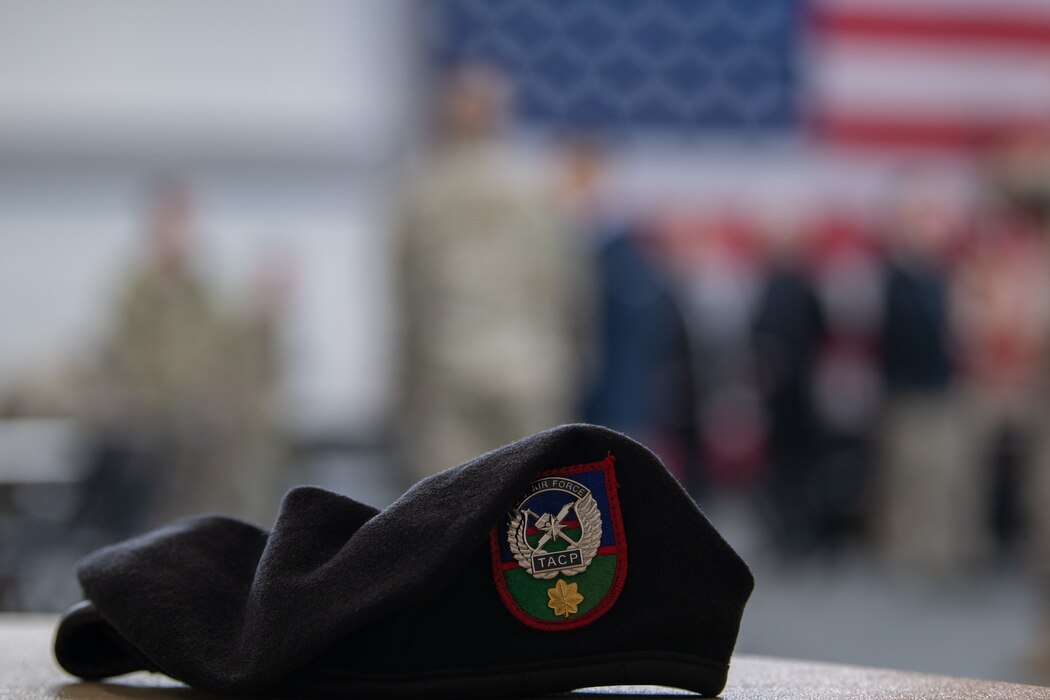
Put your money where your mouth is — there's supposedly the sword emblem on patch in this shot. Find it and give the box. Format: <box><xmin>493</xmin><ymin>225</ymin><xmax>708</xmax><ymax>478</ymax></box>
<box><xmin>507</xmin><ymin>476</ymin><xmax>602</xmax><ymax>579</ymax></box>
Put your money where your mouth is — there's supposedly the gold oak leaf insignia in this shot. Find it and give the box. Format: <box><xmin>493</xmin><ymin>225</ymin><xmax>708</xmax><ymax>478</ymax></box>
<box><xmin>547</xmin><ymin>579</ymin><xmax>584</xmax><ymax>618</ymax></box>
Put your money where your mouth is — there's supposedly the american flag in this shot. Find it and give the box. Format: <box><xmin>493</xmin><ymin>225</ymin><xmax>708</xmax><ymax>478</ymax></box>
<box><xmin>439</xmin><ymin>0</ymin><xmax>1050</xmax><ymax>153</ymax></box>
<box><xmin>810</xmin><ymin>0</ymin><xmax>1050</xmax><ymax>151</ymax></box>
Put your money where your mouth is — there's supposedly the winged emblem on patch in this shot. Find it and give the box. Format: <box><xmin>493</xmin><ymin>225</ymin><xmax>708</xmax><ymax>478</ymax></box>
<box><xmin>507</xmin><ymin>477</ymin><xmax>603</xmax><ymax>580</ymax></box>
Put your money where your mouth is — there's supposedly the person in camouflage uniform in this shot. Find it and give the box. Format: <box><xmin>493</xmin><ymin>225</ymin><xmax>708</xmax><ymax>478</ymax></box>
<box><xmin>90</xmin><ymin>182</ymin><xmax>285</xmax><ymax>527</ymax></box>
<box><xmin>396</xmin><ymin>66</ymin><xmax>586</xmax><ymax>482</ymax></box>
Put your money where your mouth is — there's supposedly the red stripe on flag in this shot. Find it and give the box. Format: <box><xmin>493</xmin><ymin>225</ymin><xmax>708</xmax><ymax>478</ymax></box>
<box><xmin>812</xmin><ymin>113</ymin><xmax>1043</xmax><ymax>150</ymax></box>
<box><xmin>818</xmin><ymin>116</ymin><xmax>987</xmax><ymax>148</ymax></box>
<box><xmin>813</xmin><ymin>7</ymin><xmax>1050</xmax><ymax>48</ymax></box>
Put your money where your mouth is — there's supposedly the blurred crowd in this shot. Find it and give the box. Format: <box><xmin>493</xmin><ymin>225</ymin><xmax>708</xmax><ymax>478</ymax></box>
<box><xmin>6</xmin><ymin>64</ymin><xmax>1050</xmax><ymax>662</ymax></box>
<box><xmin>390</xmin><ymin>68</ymin><xmax>1050</xmax><ymax>673</ymax></box>
<box><xmin>396</xmin><ymin>67</ymin><xmax>1050</xmax><ymax>590</ymax></box>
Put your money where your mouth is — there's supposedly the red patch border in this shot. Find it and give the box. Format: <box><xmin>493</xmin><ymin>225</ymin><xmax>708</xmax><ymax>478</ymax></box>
<box><xmin>489</xmin><ymin>453</ymin><xmax>628</xmax><ymax>632</ymax></box>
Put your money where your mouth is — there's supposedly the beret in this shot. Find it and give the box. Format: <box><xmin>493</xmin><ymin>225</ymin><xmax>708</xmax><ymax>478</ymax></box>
<box><xmin>54</xmin><ymin>423</ymin><xmax>753</xmax><ymax>697</ymax></box>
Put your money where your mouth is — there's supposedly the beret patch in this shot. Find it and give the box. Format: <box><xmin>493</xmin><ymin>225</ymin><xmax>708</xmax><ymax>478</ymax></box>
<box><xmin>490</xmin><ymin>453</ymin><xmax>626</xmax><ymax>630</ymax></box>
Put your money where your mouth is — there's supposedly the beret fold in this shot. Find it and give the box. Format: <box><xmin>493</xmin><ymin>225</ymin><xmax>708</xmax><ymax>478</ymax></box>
<box><xmin>54</xmin><ymin>424</ymin><xmax>753</xmax><ymax>698</ymax></box>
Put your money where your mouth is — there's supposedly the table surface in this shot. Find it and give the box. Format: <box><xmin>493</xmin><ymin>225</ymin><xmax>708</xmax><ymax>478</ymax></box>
<box><xmin>5</xmin><ymin>615</ymin><xmax>1050</xmax><ymax>699</ymax></box>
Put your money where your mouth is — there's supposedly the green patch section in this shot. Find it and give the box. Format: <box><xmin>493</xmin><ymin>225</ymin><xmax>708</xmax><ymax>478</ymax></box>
<box><xmin>504</xmin><ymin>554</ymin><xmax>616</xmax><ymax>622</ymax></box>
<box><xmin>526</xmin><ymin>527</ymin><xmax>582</xmax><ymax>553</ymax></box>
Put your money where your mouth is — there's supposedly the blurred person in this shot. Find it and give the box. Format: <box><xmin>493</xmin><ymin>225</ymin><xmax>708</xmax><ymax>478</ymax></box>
<box><xmin>988</xmin><ymin>134</ymin><xmax>1050</xmax><ymax>673</ymax></box>
<box><xmin>661</xmin><ymin>213</ymin><xmax>765</xmax><ymax>493</ymax></box>
<box><xmin>395</xmin><ymin>65</ymin><xmax>584</xmax><ymax>482</ymax></box>
<box><xmin>810</xmin><ymin>216</ymin><xmax>883</xmax><ymax>552</ymax></box>
<box><xmin>752</xmin><ymin>220</ymin><xmax>826</xmax><ymax>556</ymax></box>
<box><xmin>877</xmin><ymin>183</ymin><xmax>975</xmax><ymax>578</ymax></box>
<box><xmin>563</xmin><ymin>139</ymin><xmax>700</xmax><ymax>492</ymax></box>
<box><xmin>221</xmin><ymin>249</ymin><xmax>295</xmax><ymax>524</ymax></box>
<box><xmin>86</xmin><ymin>181</ymin><xmax>271</xmax><ymax>529</ymax></box>
<box><xmin>955</xmin><ymin>216</ymin><xmax>1050</xmax><ymax>560</ymax></box>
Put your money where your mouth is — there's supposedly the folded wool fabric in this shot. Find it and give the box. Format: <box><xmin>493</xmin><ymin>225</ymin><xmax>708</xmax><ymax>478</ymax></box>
<box><xmin>54</xmin><ymin>423</ymin><xmax>754</xmax><ymax>698</ymax></box>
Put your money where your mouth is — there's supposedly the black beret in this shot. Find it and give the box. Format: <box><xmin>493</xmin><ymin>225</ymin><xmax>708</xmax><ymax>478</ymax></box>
<box><xmin>54</xmin><ymin>424</ymin><xmax>753</xmax><ymax>697</ymax></box>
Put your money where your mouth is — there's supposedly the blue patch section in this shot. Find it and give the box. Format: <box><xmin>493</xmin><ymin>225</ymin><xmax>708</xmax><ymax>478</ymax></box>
<box><xmin>436</xmin><ymin>0</ymin><xmax>800</xmax><ymax>133</ymax></box>
<box><xmin>498</xmin><ymin>468</ymin><xmax>616</xmax><ymax>562</ymax></box>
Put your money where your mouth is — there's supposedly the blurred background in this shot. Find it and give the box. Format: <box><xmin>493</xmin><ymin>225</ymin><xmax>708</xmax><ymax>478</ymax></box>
<box><xmin>2</xmin><ymin>0</ymin><xmax>1050</xmax><ymax>685</ymax></box>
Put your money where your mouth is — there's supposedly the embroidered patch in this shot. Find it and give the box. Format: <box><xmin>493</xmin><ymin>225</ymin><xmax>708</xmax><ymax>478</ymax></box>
<box><xmin>490</xmin><ymin>454</ymin><xmax>626</xmax><ymax>631</ymax></box>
